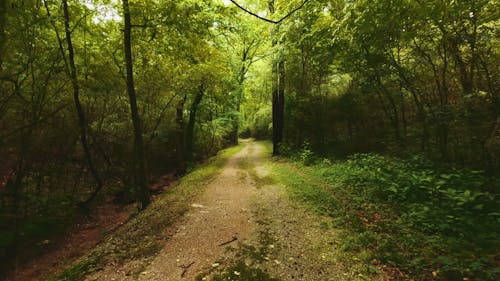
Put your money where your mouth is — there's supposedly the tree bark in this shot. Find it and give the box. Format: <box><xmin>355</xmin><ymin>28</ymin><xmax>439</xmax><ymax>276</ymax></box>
<box><xmin>0</xmin><ymin>0</ymin><xmax>6</xmax><ymax>69</ymax></box>
<box><xmin>6</xmin><ymin>138</ymin><xmax>27</xmax><ymax>270</ymax></box>
<box><xmin>62</xmin><ymin>0</ymin><xmax>103</xmax><ymax>209</ymax></box>
<box><xmin>176</xmin><ymin>94</ymin><xmax>187</xmax><ymax>175</ymax></box>
<box><xmin>122</xmin><ymin>0</ymin><xmax>150</xmax><ymax>209</ymax></box>
<box><xmin>272</xmin><ymin>60</ymin><xmax>279</xmax><ymax>154</ymax></box>
<box><xmin>270</xmin><ymin>2</ymin><xmax>285</xmax><ymax>155</ymax></box>
<box><xmin>277</xmin><ymin>59</ymin><xmax>285</xmax><ymax>145</ymax></box>
<box><xmin>232</xmin><ymin>59</ymin><xmax>246</xmax><ymax>145</ymax></box>
<box><xmin>186</xmin><ymin>84</ymin><xmax>205</xmax><ymax>165</ymax></box>
<box><xmin>272</xmin><ymin>58</ymin><xmax>285</xmax><ymax>155</ymax></box>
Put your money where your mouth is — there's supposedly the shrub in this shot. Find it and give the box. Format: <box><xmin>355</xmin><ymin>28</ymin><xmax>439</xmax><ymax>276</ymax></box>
<box><xmin>280</xmin><ymin>153</ymin><xmax>500</xmax><ymax>280</ymax></box>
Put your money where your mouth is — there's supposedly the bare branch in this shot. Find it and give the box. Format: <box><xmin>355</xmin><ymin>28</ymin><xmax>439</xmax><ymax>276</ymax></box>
<box><xmin>229</xmin><ymin>0</ymin><xmax>311</xmax><ymax>25</ymax></box>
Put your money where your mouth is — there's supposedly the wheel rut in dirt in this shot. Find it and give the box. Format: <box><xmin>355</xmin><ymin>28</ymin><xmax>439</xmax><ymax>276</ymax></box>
<box><xmin>86</xmin><ymin>140</ymin><xmax>261</xmax><ymax>280</ymax></box>
<box><xmin>86</xmin><ymin>140</ymin><xmax>369</xmax><ymax>281</ymax></box>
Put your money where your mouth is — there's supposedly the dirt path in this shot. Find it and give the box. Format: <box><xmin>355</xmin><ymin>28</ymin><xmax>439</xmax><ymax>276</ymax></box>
<box><xmin>136</xmin><ymin>140</ymin><xmax>260</xmax><ymax>280</ymax></box>
<box><xmin>85</xmin><ymin>140</ymin><xmax>369</xmax><ymax>281</ymax></box>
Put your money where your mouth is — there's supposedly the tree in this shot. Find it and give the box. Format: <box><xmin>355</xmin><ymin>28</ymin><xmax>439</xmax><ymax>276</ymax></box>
<box><xmin>122</xmin><ymin>0</ymin><xmax>150</xmax><ymax>209</ymax></box>
<box><xmin>60</xmin><ymin>0</ymin><xmax>103</xmax><ymax>209</ymax></box>
<box><xmin>0</xmin><ymin>0</ymin><xmax>6</xmax><ymax>68</ymax></box>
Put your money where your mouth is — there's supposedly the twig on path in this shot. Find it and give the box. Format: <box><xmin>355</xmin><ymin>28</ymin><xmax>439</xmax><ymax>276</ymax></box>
<box><xmin>218</xmin><ymin>236</ymin><xmax>238</xmax><ymax>246</ymax></box>
<box><xmin>180</xmin><ymin>261</ymin><xmax>195</xmax><ymax>278</ymax></box>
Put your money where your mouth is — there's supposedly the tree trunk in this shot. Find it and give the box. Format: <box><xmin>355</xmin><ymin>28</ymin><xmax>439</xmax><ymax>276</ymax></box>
<box><xmin>0</xmin><ymin>0</ymin><xmax>6</xmax><ymax>69</ymax></box>
<box><xmin>277</xmin><ymin>59</ymin><xmax>285</xmax><ymax>144</ymax></box>
<box><xmin>272</xmin><ymin>59</ymin><xmax>279</xmax><ymax>154</ymax></box>
<box><xmin>6</xmin><ymin>110</ymin><xmax>31</xmax><ymax>271</ymax></box>
<box><xmin>232</xmin><ymin>50</ymin><xmax>247</xmax><ymax>144</ymax></box>
<box><xmin>122</xmin><ymin>0</ymin><xmax>149</xmax><ymax>209</ymax></box>
<box><xmin>186</xmin><ymin>84</ymin><xmax>204</xmax><ymax>165</ymax></box>
<box><xmin>271</xmin><ymin>21</ymin><xmax>285</xmax><ymax>155</ymax></box>
<box><xmin>272</xmin><ymin>58</ymin><xmax>285</xmax><ymax>155</ymax></box>
<box><xmin>176</xmin><ymin>94</ymin><xmax>187</xmax><ymax>175</ymax></box>
<box><xmin>6</xmin><ymin>149</ymin><xmax>25</xmax><ymax>270</ymax></box>
<box><xmin>62</xmin><ymin>0</ymin><xmax>103</xmax><ymax>209</ymax></box>
<box><xmin>269</xmin><ymin>1</ymin><xmax>284</xmax><ymax>155</ymax></box>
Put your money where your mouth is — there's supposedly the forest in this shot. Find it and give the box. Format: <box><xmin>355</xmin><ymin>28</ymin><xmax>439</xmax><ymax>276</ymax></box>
<box><xmin>0</xmin><ymin>0</ymin><xmax>498</xmax><ymax>280</ymax></box>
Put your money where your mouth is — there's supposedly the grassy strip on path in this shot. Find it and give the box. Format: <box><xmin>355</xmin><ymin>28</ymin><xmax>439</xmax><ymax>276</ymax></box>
<box><xmin>197</xmin><ymin>140</ymin><xmax>374</xmax><ymax>281</ymax></box>
<box><xmin>52</xmin><ymin>144</ymin><xmax>244</xmax><ymax>281</ymax></box>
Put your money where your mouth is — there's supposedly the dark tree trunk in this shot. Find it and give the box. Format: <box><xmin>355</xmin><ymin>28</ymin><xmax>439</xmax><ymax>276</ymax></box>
<box><xmin>62</xmin><ymin>0</ymin><xmax>103</xmax><ymax>209</ymax></box>
<box><xmin>272</xmin><ymin>59</ymin><xmax>279</xmax><ymax>155</ymax></box>
<box><xmin>277</xmin><ymin>60</ymin><xmax>285</xmax><ymax>144</ymax></box>
<box><xmin>272</xmin><ymin>59</ymin><xmax>285</xmax><ymax>155</ymax></box>
<box><xmin>176</xmin><ymin>94</ymin><xmax>187</xmax><ymax>175</ymax></box>
<box><xmin>186</xmin><ymin>84</ymin><xmax>205</xmax><ymax>164</ymax></box>
<box><xmin>122</xmin><ymin>0</ymin><xmax>150</xmax><ymax>209</ymax></box>
<box><xmin>269</xmin><ymin>1</ymin><xmax>284</xmax><ymax>155</ymax></box>
<box><xmin>374</xmin><ymin>69</ymin><xmax>402</xmax><ymax>148</ymax></box>
<box><xmin>271</xmin><ymin>25</ymin><xmax>285</xmax><ymax>155</ymax></box>
<box><xmin>232</xmin><ymin>50</ymin><xmax>248</xmax><ymax>144</ymax></box>
<box><xmin>6</xmin><ymin>117</ymin><xmax>31</xmax><ymax>271</ymax></box>
<box><xmin>0</xmin><ymin>0</ymin><xmax>6</xmax><ymax>68</ymax></box>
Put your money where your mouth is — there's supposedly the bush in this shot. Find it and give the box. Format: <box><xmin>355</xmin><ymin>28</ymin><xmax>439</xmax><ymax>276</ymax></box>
<box><xmin>299</xmin><ymin>141</ymin><xmax>315</xmax><ymax>166</ymax></box>
<box><xmin>280</xmin><ymin>153</ymin><xmax>500</xmax><ymax>280</ymax></box>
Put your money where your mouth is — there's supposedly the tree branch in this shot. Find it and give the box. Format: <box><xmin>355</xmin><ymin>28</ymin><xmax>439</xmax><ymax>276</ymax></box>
<box><xmin>229</xmin><ymin>0</ymin><xmax>311</xmax><ymax>25</ymax></box>
<box><xmin>1</xmin><ymin>103</ymin><xmax>70</xmax><ymax>140</ymax></box>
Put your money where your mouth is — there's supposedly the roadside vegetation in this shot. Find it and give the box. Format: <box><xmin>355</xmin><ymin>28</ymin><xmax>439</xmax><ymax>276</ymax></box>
<box><xmin>52</xmin><ymin>144</ymin><xmax>243</xmax><ymax>281</ymax></box>
<box><xmin>269</xmin><ymin>142</ymin><xmax>499</xmax><ymax>280</ymax></box>
<box><xmin>1</xmin><ymin>0</ymin><xmax>498</xmax><ymax>280</ymax></box>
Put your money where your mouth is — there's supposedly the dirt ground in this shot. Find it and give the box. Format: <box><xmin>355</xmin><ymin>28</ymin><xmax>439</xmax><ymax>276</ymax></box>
<box><xmin>82</xmin><ymin>140</ymin><xmax>370</xmax><ymax>281</ymax></box>
<box><xmin>5</xmin><ymin>202</ymin><xmax>132</xmax><ymax>281</ymax></box>
<box><xmin>7</xmin><ymin>140</ymin><xmax>377</xmax><ymax>281</ymax></box>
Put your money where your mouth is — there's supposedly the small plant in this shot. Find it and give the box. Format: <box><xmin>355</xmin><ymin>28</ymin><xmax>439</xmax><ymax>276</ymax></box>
<box><xmin>321</xmin><ymin>158</ymin><xmax>332</xmax><ymax>166</ymax></box>
<box><xmin>272</xmin><ymin>151</ymin><xmax>500</xmax><ymax>280</ymax></box>
<box><xmin>300</xmin><ymin>141</ymin><xmax>314</xmax><ymax>166</ymax></box>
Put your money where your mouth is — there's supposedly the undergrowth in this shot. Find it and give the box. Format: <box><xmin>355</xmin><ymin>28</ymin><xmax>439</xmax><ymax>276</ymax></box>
<box><xmin>51</xmin><ymin>144</ymin><xmax>244</xmax><ymax>281</ymax></box>
<box><xmin>268</xmin><ymin>142</ymin><xmax>499</xmax><ymax>280</ymax></box>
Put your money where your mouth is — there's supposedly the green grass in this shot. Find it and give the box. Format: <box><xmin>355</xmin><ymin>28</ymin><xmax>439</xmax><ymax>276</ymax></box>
<box><xmin>264</xmin><ymin>142</ymin><xmax>499</xmax><ymax>281</ymax></box>
<box><xmin>52</xmin><ymin>143</ymin><xmax>244</xmax><ymax>281</ymax></box>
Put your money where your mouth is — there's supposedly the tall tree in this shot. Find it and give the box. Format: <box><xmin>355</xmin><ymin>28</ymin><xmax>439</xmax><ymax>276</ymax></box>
<box><xmin>186</xmin><ymin>83</ymin><xmax>205</xmax><ymax>165</ymax></box>
<box><xmin>0</xmin><ymin>0</ymin><xmax>6</xmax><ymax>68</ymax></box>
<box><xmin>122</xmin><ymin>0</ymin><xmax>150</xmax><ymax>209</ymax></box>
<box><xmin>61</xmin><ymin>0</ymin><xmax>103</xmax><ymax>209</ymax></box>
<box><xmin>270</xmin><ymin>1</ymin><xmax>285</xmax><ymax>155</ymax></box>
<box><xmin>175</xmin><ymin>94</ymin><xmax>188</xmax><ymax>175</ymax></box>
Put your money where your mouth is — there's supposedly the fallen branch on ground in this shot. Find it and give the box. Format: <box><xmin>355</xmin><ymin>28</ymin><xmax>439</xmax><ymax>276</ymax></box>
<box><xmin>180</xmin><ymin>261</ymin><xmax>195</xmax><ymax>278</ymax></box>
<box><xmin>218</xmin><ymin>236</ymin><xmax>238</xmax><ymax>246</ymax></box>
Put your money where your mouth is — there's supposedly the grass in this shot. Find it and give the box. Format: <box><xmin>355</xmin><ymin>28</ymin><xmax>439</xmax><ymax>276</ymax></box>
<box><xmin>52</xmin><ymin>143</ymin><xmax>244</xmax><ymax>281</ymax></box>
<box><xmin>236</xmin><ymin>154</ymin><xmax>276</xmax><ymax>188</ymax></box>
<box><xmin>262</xmin><ymin>141</ymin><xmax>499</xmax><ymax>281</ymax></box>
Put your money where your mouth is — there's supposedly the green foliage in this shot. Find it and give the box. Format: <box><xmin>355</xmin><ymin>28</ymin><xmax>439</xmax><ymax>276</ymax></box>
<box><xmin>299</xmin><ymin>141</ymin><xmax>314</xmax><ymax>166</ymax></box>
<box><xmin>272</xmin><ymin>153</ymin><xmax>500</xmax><ymax>280</ymax></box>
<box><xmin>243</xmin><ymin>105</ymin><xmax>272</xmax><ymax>139</ymax></box>
<box><xmin>1</xmin><ymin>0</ymin><xmax>498</xmax><ymax>278</ymax></box>
<box><xmin>0</xmin><ymin>0</ymin><xmax>250</xmax><ymax>276</ymax></box>
<box><xmin>273</xmin><ymin>0</ymin><xmax>499</xmax><ymax>171</ymax></box>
